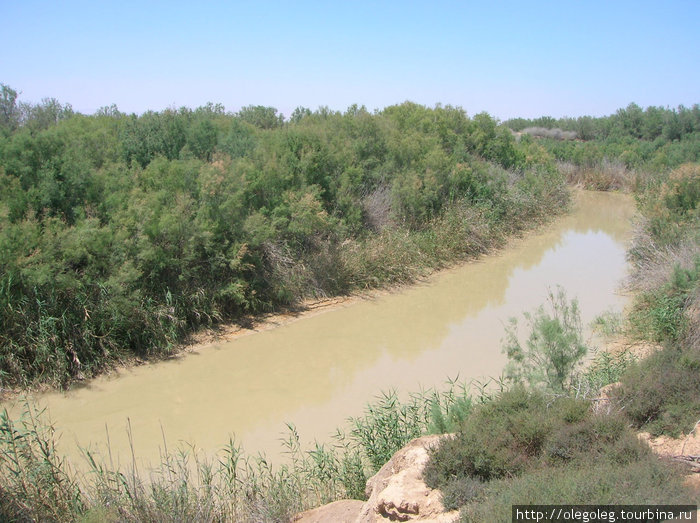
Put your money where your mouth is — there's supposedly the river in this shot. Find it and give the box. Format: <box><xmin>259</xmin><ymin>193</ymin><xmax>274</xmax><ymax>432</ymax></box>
<box><xmin>5</xmin><ymin>190</ymin><xmax>636</xmax><ymax>472</ymax></box>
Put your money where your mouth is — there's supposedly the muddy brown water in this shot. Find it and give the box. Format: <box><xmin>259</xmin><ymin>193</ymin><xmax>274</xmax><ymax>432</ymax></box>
<box><xmin>5</xmin><ymin>191</ymin><xmax>636</xmax><ymax>471</ymax></box>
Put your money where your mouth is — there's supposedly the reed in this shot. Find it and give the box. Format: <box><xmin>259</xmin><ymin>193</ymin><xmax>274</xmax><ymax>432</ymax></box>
<box><xmin>0</xmin><ymin>378</ymin><xmax>488</xmax><ymax>522</ymax></box>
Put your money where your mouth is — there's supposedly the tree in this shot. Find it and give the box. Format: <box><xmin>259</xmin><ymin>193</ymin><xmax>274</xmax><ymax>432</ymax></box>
<box><xmin>237</xmin><ymin>105</ymin><xmax>283</xmax><ymax>129</ymax></box>
<box><xmin>290</xmin><ymin>106</ymin><xmax>311</xmax><ymax>124</ymax></box>
<box><xmin>503</xmin><ymin>287</ymin><xmax>588</xmax><ymax>392</ymax></box>
<box><xmin>20</xmin><ymin>97</ymin><xmax>74</xmax><ymax>131</ymax></box>
<box><xmin>616</xmin><ymin>102</ymin><xmax>644</xmax><ymax>139</ymax></box>
<box><xmin>186</xmin><ymin>118</ymin><xmax>217</xmax><ymax>161</ymax></box>
<box><xmin>0</xmin><ymin>83</ymin><xmax>19</xmax><ymax>135</ymax></box>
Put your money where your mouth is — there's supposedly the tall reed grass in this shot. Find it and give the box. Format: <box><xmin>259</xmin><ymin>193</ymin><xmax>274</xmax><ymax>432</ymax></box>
<box><xmin>556</xmin><ymin>159</ymin><xmax>647</xmax><ymax>192</ymax></box>
<box><xmin>0</xmin><ymin>378</ymin><xmax>492</xmax><ymax>522</ymax></box>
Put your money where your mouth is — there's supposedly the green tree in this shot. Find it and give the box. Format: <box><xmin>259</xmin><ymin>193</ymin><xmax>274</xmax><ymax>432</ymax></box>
<box><xmin>19</xmin><ymin>97</ymin><xmax>74</xmax><ymax>132</ymax></box>
<box><xmin>237</xmin><ymin>105</ymin><xmax>284</xmax><ymax>129</ymax></box>
<box><xmin>503</xmin><ymin>287</ymin><xmax>588</xmax><ymax>392</ymax></box>
<box><xmin>186</xmin><ymin>118</ymin><xmax>217</xmax><ymax>161</ymax></box>
<box><xmin>0</xmin><ymin>83</ymin><xmax>19</xmax><ymax>135</ymax></box>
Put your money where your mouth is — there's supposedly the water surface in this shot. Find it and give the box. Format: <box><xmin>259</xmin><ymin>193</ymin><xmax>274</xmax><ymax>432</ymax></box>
<box><xmin>8</xmin><ymin>191</ymin><xmax>636</xmax><ymax>470</ymax></box>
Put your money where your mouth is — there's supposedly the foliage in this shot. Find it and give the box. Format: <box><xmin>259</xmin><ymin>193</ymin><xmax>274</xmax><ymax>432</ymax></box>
<box><xmin>424</xmin><ymin>389</ymin><xmax>692</xmax><ymax>521</ymax></box>
<box><xmin>629</xmin><ymin>260</ymin><xmax>700</xmax><ymax>342</ymax></box>
<box><xmin>0</xmin><ymin>87</ymin><xmax>570</xmax><ymax>388</ymax></box>
<box><xmin>591</xmin><ymin>310</ymin><xmax>624</xmax><ymax>337</ymax></box>
<box><xmin>503</xmin><ymin>287</ymin><xmax>588</xmax><ymax>392</ymax></box>
<box><xmin>0</xmin><ymin>378</ymin><xmax>484</xmax><ymax>522</ymax></box>
<box><xmin>507</xmin><ymin>105</ymin><xmax>700</xmax><ymax>192</ymax></box>
<box><xmin>424</xmin><ymin>389</ymin><xmax>642</xmax><ymax>485</ymax></box>
<box><xmin>0</xmin><ymin>84</ymin><xmax>20</xmax><ymax>136</ymax></box>
<box><xmin>459</xmin><ymin>459</ymin><xmax>692</xmax><ymax>522</ymax></box>
<box><xmin>0</xmin><ymin>402</ymin><xmax>83</xmax><ymax>522</ymax></box>
<box><xmin>574</xmin><ymin>348</ymin><xmax>637</xmax><ymax>397</ymax></box>
<box><xmin>612</xmin><ymin>345</ymin><xmax>700</xmax><ymax>437</ymax></box>
<box><xmin>1</xmin><ymin>87</ymin><xmax>699</xmax><ymax>519</ymax></box>
<box><xmin>349</xmin><ymin>377</ymin><xmax>479</xmax><ymax>471</ymax></box>
<box><xmin>612</xmin><ymin>161</ymin><xmax>700</xmax><ymax>437</ymax></box>
<box><xmin>637</xmin><ymin>163</ymin><xmax>700</xmax><ymax>247</ymax></box>
<box><xmin>506</xmin><ymin>103</ymin><xmax>700</xmax><ymax>149</ymax></box>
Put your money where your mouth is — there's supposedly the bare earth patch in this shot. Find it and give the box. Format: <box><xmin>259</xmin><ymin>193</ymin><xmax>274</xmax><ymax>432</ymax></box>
<box><xmin>292</xmin><ymin>500</ymin><xmax>365</xmax><ymax>523</ymax></box>
<box><xmin>638</xmin><ymin>419</ymin><xmax>700</xmax><ymax>471</ymax></box>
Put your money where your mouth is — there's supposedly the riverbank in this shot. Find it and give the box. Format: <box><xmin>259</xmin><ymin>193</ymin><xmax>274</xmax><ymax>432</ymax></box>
<box><xmin>0</xmin><ymin>190</ymin><xmax>635</xmax><ymax>478</ymax></box>
<box><xmin>2</xmin><ymin>100</ymin><xmax>576</xmax><ymax>390</ymax></box>
<box><xmin>3</xmin><ymin>179</ymin><xmax>697</xmax><ymax>522</ymax></box>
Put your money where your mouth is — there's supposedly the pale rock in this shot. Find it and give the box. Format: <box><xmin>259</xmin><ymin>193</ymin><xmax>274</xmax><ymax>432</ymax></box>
<box><xmin>292</xmin><ymin>435</ymin><xmax>459</xmax><ymax>523</ymax></box>
<box><xmin>355</xmin><ymin>434</ymin><xmax>458</xmax><ymax>523</ymax></box>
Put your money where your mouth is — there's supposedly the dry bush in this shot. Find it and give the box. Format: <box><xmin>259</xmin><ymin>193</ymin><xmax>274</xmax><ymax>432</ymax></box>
<box><xmin>521</xmin><ymin>127</ymin><xmax>577</xmax><ymax>140</ymax></box>
<box><xmin>627</xmin><ymin>232</ymin><xmax>699</xmax><ymax>294</ymax></box>
<box><xmin>557</xmin><ymin>159</ymin><xmax>638</xmax><ymax>191</ymax></box>
<box><xmin>362</xmin><ymin>185</ymin><xmax>394</xmax><ymax>232</ymax></box>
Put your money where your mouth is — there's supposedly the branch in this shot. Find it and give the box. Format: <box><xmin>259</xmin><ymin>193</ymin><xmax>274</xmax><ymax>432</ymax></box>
<box><xmin>680</xmin><ymin>418</ymin><xmax>700</xmax><ymax>456</ymax></box>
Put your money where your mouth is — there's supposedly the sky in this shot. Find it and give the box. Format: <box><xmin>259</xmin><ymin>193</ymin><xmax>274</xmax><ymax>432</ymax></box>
<box><xmin>2</xmin><ymin>0</ymin><xmax>699</xmax><ymax>120</ymax></box>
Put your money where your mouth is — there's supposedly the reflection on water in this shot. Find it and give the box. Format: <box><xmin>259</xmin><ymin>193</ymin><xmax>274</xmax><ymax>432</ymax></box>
<box><xmin>4</xmin><ymin>191</ymin><xmax>636</xmax><ymax>469</ymax></box>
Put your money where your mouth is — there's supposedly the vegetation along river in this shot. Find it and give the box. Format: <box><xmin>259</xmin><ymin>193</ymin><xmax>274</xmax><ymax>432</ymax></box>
<box><xmin>5</xmin><ymin>191</ymin><xmax>636</xmax><ymax>471</ymax></box>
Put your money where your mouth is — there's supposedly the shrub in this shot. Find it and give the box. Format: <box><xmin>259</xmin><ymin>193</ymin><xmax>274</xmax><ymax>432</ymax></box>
<box><xmin>440</xmin><ymin>476</ymin><xmax>485</xmax><ymax>511</ymax></box>
<box><xmin>612</xmin><ymin>344</ymin><xmax>700</xmax><ymax>436</ymax></box>
<box><xmin>544</xmin><ymin>411</ymin><xmax>648</xmax><ymax>466</ymax></box>
<box><xmin>503</xmin><ymin>287</ymin><xmax>588</xmax><ymax>392</ymax></box>
<box><xmin>639</xmin><ymin>163</ymin><xmax>700</xmax><ymax>247</ymax></box>
<box><xmin>425</xmin><ymin>389</ymin><xmax>663</xmax><ymax>518</ymax></box>
<box><xmin>425</xmin><ymin>390</ymin><xmax>554</xmax><ymax>486</ymax></box>
<box><xmin>460</xmin><ymin>458</ymin><xmax>693</xmax><ymax>522</ymax></box>
<box><xmin>574</xmin><ymin>348</ymin><xmax>637</xmax><ymax>397</ymax></box>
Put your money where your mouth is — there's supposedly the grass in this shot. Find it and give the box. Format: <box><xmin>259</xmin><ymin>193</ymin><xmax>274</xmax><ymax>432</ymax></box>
<box><xmin>2</xmin><ymin>161</ymin><xmax>697</xmax><ymax>520</ymax></box>
<box><xmin>556</xmin><ymin>159</ymin><xmax>645</xmax><ymax>192</ymax></box>
<box><xmin>607</xmin><ymin>163</ymin><xmax>700</xmax><ymax>438</ymax></box>
<box><xmin>0</xmin><ymin>378</ymin><xmax>485</xmax><ymax>522</ymax></box>
<box><xmin>591</xmin><ymin>310</ymin><xmax>624</xmax><ymax>338</ymax></box>
<box><xmin>0</xmin><ymin>403</ymin><xmax>83</xmax><ymax>522</ymax></box>
<box><xmin>572</xmin><ymin>347</ymin><xmax>637</xmax><ymax>399</ymax></box>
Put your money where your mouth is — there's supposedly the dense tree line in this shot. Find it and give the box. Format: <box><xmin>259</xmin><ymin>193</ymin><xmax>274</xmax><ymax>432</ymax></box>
<box><xmin>506</xmin><ymin>103</ymin><xmax>700</xmax><ymax>171</ymax></box>
<box><xmin>0</xmin><ymin>84</ymin><xmax>570</xmax><ymax>387</ymax></box>
<box><xmin>2</xmin><ymin>84</ymin><xmax>697</xmax><ymax>388</ymax></box>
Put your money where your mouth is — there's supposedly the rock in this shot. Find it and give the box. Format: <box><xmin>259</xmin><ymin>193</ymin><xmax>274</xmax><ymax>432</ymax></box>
<box><xmin>355</xmin><ymin>434</ymin><xmax>459</xmax><ymax>523</ymax></box>
<box><xmin>292</xmin><ymin>435</ymin><xmax>459</xmax><ymax>523</ymax></box>
<box><xmin>293</xmin><ymin>500</ymin><xmax>365</xmax><ymax>523</ymax></box>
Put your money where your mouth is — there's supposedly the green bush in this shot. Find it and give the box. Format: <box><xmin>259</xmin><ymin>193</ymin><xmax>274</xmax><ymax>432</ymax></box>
<box><xmin>425</xmin><ymin>390</ymin><xmax>554</xmax><ymax>486</ymax></box>
<box><xmin>425</xmin><ymin>389</ymin><xmax>691</xmax><ymax>520</ymax></box>
<box><xmin>503</xmin><ymin>288</ymin><xmax>588</xmax><ymax>393</ymax></box>
<box><xmin>575</xmin><ymin>348</ymin><xmax>637</xmax><ymax>396</ymax></box>
<box><xmin>440</xmin><ymin>476</ymin><xmax>485</xmax><ymax>511</ymax></box>
<box><xmin>613</xmin><ymin>344</ymin><xmax>700</xmax><ymax>436</ymax></box>
<box><xmin>639</xmin><ymin>163</ymin><xmax>700</xmax><ymax>248</ymax></box>
<box><xmin>460</xmin><ymin>459</ymin><xmax>693</xmax><ymax>523</ymax></box>
<box><xmin>640</xmin><ymin>259</ymin><xmax>699</xmax><ymax>341</ymax></box>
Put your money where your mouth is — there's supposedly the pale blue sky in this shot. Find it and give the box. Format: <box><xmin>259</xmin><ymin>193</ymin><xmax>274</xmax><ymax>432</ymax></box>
<box><xmin>2</xmin><ymin>0</ymin><xmax>698</xmax><ymax>119</ymax></box>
